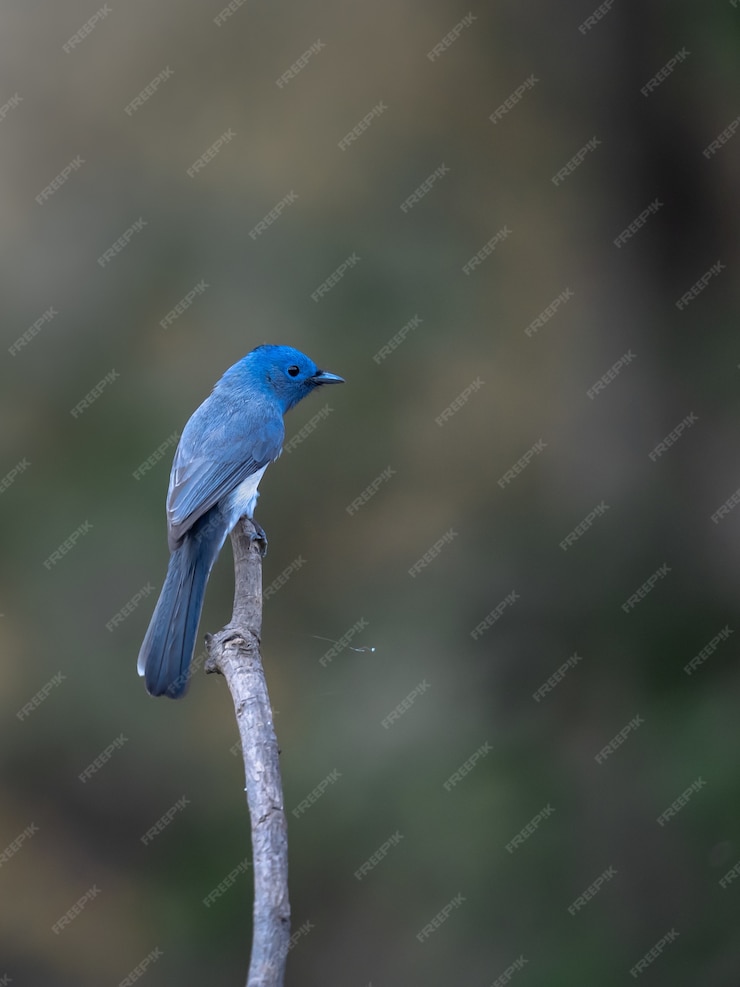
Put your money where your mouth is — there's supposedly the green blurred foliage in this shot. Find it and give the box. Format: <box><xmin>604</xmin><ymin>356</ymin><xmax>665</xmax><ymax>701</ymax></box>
<box><xmin>0</xmin><ymin>0</ymin><xmax>739</xmax><ymax>984</ymax></box>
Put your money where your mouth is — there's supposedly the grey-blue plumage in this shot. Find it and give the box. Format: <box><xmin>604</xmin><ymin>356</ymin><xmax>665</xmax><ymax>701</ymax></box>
<box><xmin>137</xmin><ymin>344</ymin><xmax>344</xmax><ymax>698</ymax></box>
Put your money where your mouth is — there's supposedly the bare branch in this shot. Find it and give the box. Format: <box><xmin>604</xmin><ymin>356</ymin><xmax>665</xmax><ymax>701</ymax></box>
<box><xmin>205</xmin><ymin>517</ymin><xmax>290</xmax><ymax>987</ymax></box>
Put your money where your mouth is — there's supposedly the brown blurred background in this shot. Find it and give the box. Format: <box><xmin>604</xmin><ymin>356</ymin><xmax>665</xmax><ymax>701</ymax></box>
<box><xmin>0</xmin><ymin>1</ymin><xmax>739</xmax><ymax>984</ymax></box>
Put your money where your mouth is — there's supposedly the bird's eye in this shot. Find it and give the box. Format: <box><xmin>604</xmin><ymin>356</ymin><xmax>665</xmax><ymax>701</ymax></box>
<box><xmin>287</xmin><ymin>366</ymin><xmax>300</xmax><ymax>377</ymax></box>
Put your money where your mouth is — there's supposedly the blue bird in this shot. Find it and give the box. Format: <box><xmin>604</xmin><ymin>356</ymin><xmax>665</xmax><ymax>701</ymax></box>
<box><xmin>137</xmin><ymin>344</ymin><xmax>344</xmax><ymax>698</ymax></box>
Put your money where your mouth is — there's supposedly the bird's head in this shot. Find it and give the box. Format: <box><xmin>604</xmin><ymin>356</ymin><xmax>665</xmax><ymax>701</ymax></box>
<box><xmin>239</xmin><ymin>344</ymin><xmax>344</xmax><ymax>413</ymax></box>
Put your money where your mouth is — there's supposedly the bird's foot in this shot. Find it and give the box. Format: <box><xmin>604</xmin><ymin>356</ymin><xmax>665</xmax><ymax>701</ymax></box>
<box><xmin>250</xmin><ymin>519</ymin><xmax>268</xmax><ymax>557</ymax></box>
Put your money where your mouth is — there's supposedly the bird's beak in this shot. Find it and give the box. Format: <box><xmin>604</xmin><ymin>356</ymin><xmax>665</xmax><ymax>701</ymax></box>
<box><xmin>312</xmin><ymin>369</ymin><xmax>345</xmax><ymax>385</ymax></box>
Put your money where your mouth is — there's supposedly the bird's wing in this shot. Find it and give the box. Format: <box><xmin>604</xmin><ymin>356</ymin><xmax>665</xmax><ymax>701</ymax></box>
<box><xmin>166</xmin><ymin>409</ymin><xmax>284</xmax><ymax>547</ymax></box>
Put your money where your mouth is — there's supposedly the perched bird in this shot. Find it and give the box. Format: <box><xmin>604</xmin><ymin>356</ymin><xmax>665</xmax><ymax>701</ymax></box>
<box><xmin>137</xmin><ymin>344</ymin><xmax>344</xmax><ymax>698</ymax></box>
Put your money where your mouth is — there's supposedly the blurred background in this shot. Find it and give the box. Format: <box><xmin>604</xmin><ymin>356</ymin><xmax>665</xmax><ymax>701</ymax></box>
<box><xmin>1</xmin><ymin>0</ymin><xmax>739</xmax><ymax>984</ymax></box>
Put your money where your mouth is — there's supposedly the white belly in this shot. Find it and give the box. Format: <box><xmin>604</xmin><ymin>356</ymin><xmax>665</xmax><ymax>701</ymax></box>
<box><xmin>223</xmin><ymin>465</ymin><xmax>268</xmax><ymax>528</ymax></box>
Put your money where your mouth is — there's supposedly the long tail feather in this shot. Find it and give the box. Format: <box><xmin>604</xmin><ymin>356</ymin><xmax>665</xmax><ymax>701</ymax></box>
<box><xmin>137</xmin><ymin>509</ymin><xmax>227</xmax><ymax>698</ymax></box>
